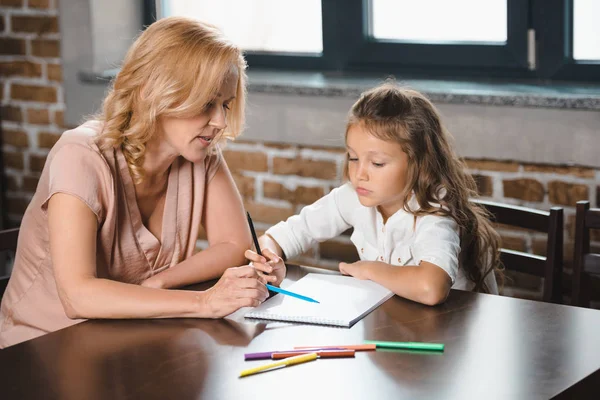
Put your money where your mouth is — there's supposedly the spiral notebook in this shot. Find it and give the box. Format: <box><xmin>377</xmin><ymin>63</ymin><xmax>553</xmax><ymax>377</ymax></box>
<box><xmin>244</xmin><ymin>273</ymin><xmax>393</xmax><ymax>327</ymax></box>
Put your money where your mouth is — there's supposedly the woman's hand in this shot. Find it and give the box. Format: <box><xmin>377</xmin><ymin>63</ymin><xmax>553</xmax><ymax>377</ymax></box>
<box><xmin>202</xmin><ymin>265</ymin><xmax>269</xmax><ymax>318</ymax></box>
<box><xmin>245</xmin><ymin>248</ymin><xmax>286</xmax><ymax>287</ymax></box>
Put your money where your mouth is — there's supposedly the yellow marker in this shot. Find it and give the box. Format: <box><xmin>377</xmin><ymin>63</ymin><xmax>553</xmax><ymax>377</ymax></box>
<box><xmin>239</xmin><ymin>352</ymin><xmax>318</xmax><ymax>378</ymax></box>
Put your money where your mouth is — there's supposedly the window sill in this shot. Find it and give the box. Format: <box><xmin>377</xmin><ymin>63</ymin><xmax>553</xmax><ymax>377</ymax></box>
<box><xmin>245</xmin><ymin>70</ymin><xmax>600</xmax><ymax>111</ymax></box>
<box><xmin>79</xmin><ymin>69</ymin><xmax>600</xmax><ymax>111</ymax></box>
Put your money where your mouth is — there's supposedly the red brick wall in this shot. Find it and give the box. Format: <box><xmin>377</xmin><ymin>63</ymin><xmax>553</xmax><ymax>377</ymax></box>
<box><xmin>1</xmin><ymin>0</ymin><xmax>65</xmax><ymax>226</ymax></box>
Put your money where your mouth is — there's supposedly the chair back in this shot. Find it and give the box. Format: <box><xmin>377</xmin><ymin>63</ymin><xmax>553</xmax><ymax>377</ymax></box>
<box><xmin>0</xmin><ymin>228</ymin><xmax>19</xmax><ymax>300</ymax></box>
<box><xmin>471</xmin><ymin>199</ymin><xmax>564</xmax><ymax>303</ymax></box>
<box><xmin>572</xmin><ymin>201</ymin><xmax>600</xmax><ymax>307</ymax></box>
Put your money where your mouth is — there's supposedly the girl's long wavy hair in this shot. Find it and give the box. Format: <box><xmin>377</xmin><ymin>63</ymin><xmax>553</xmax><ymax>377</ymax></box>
<box><xmin>346</xmin><ymin>82</ymin><xmax>502</xmax><ymax>293</ymax></box>
<box><xmin>95</xmin><ymin>16</ymin><xmax>247</xmax><ymax>183</ymax></box>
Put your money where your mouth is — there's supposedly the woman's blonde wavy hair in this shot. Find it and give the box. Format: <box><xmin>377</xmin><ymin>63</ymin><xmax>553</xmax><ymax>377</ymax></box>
<box><xmin>95</xmin><ymin>16</ymin><xmax>247</xmax><ymax>184</ymax></box>
<box><xmin>345</xmin><ymin>82</ymin><xmax>503</xmax><ymax>293</ymax></box>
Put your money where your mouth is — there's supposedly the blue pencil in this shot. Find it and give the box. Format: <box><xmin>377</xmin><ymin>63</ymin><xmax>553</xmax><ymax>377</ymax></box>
<box><xmin>265</xmin><ymin>284</ymin><xmax>320</xmax><ymax>304</ymax></box>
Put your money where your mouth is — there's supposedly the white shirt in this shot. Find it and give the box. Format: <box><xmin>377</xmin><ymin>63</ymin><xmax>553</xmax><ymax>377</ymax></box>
<box><xmin>266</xmin><ymin>182</ymin><xmax>498</xmax><ymax>293</ymax></box>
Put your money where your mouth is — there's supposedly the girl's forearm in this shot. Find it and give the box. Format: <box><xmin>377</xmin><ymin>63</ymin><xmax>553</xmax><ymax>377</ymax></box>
<box><xmin>365</xmin><ymin>262</ymin><xmax>450</xmax><ymax>306</ymax></box>
<box><xmin>144</xmin><ymin>242</ymin><xmax>247</xmax><ymax>290</ymax></box>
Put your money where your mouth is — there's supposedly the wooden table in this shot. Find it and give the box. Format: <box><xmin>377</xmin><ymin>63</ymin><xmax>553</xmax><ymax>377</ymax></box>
<box><xmin>1</xmin><ymin>265</ymin><xmax>600</xmax><ymax>399</ymax></box>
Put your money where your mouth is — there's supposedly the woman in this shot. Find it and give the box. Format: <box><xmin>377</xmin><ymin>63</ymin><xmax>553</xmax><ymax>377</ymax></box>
<box><xmin>0</xmin><ymin>17</ymin><xmax>270</xmax><ymax>348</ymax></box>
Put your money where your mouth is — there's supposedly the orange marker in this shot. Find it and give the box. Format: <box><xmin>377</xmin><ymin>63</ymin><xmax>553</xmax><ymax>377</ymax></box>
<box><xmin>294</xmin><ymin>344</ymin><xmax>376</xmax><ymax>351</ymax></box>
<box><xmin>272</xmin><ymin>349</ymin><xmax>355</xmax><ymax>359</ymax></box>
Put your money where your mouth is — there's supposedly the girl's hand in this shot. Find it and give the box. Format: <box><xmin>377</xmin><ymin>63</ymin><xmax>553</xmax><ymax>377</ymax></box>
<box><xmin>245</xmin><ymin>248</ymin><xmax>287</xmax><ymax>287</ymax></box>
<box><xmin>203</xmin><ymin>265</ymin><xmax>269</xmax><ymax>318</ymax></box>
<box><xmin>339</xmin><ymin>261</ymin><xmax>374</xmax><ymax>280</ymax></box>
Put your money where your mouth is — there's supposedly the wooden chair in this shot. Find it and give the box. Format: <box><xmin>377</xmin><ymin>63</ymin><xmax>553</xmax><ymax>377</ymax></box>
<box><xmin>571</xmin><ymin>201</ymin><xmax>600</xmax><ymax>307</ymax></box>
<box><xmin>471</xmin><ymin>199</ymin><xmax>564</xmax><ymax>303</ymax></box>
<box><xmin>0</xmin><ymin>228</ymin><xmax>19</xmax><ymax>300</ymax></box>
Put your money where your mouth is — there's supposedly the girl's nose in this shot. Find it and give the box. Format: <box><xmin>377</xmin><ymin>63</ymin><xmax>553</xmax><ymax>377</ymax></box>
<box><xmin>355</xmin><ymin>163</ymin><xmax>368</xmax><ymax>181</ymax></box>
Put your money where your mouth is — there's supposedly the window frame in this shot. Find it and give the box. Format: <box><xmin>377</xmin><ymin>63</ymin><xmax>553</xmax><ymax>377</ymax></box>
<box><xmin>150</xmin><ymin>0</ymin><xmax>600</xmax><ymax>82</ymax></box>
<box><xmin>340</xmin><ymin>0</ymin><xmax>530</xmax><ymax>75</ymax></box>
<box><xmin>534</xmin><ymin>0</ymin><xmax>600</xmax><ymax>81</ymax></box>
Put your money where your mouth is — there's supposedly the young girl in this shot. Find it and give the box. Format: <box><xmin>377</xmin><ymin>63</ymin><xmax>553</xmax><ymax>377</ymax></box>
<box><xmin>246</xmin><ymin>82</ymin><xmax>501</xmax><ymax>306</ymax></box>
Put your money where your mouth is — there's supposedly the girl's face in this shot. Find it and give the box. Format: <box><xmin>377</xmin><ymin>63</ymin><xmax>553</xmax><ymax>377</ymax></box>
<box><xmin>157</xmin><ymin>68</ymin><xmax>238</xmax><ymax>164</ymax></box>
<box><xmin>346</xmin><ymin>123</ymin><xmax>410</xmax><ymax>220</ymax></box>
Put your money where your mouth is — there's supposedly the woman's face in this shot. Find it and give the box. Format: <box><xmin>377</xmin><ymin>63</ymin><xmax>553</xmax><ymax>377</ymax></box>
<box><xmin>158</xmin><ymin>68</ymin><xmax>238</xmax><ymax>163</ymax></box>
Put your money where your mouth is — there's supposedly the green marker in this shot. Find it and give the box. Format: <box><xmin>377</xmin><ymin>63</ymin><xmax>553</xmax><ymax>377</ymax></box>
<box><xmin>365</xmin><ymin>340</ymin><xmax>445</xmax><ymax>352</ymax></box>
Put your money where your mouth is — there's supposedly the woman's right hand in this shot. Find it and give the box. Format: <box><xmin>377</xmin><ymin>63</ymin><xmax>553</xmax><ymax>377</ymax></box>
<box><xmin>202</xmin><ymin>265</ymin><xmax>269</xmax><ymax>318</ymax></box>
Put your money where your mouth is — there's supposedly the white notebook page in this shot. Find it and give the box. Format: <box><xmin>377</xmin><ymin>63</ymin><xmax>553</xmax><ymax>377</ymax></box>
<box><xmin>244</xmin><ymin>273</ymin><xmax>393</xmax><ymax>327</ymax></box>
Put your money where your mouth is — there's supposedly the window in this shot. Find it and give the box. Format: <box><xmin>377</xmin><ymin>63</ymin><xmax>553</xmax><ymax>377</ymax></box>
<box><xmin>371</xmin><ymin>0</ymin><xmax>507</xmax><ymax>43</ymax></box>
<box><xmin>160</xmin><ymin>0</ymin><xmax>322</xmax><ymax>53</ymax></box>
<box><xmin>573</xmin><ymin>0</ymin><xmax>600</xmax><ymax>61</ymax></box>
<box><xmin>535</xmin><ymin>0</ymin><xmax>600</xmax><ymax>81</ymax></box>
<box><xmin>151</xmin><ymin>0</ymin><xmax>600</xmax><ymax>82</ymax></box>
<box><xmin>338</xmin><ymin>0</ymin><xmax>528</xmax><ymax>77</ymax></box>
<box><xmin>155</xmin><ymin>0</ymin><xmax>326</xmax><ymax>69</ymax></box>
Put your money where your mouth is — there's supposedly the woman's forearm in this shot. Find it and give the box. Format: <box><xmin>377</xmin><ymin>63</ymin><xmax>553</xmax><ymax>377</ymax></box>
<box><xmin>61</xmin><ymin>278</ymin><xmax>213</xmax><ymax>320</ymax></box>
<box><xmin>144</xmin><ymin>242</ymin><xmax>247</xmax><ymax>289</ymax></box>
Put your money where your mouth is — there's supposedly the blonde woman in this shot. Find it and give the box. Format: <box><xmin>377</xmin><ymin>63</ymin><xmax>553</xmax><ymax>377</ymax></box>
<box><xmin>0</xmin><ymin>17</ymin><xmax>272</xmax><ymax>348</ymax></box>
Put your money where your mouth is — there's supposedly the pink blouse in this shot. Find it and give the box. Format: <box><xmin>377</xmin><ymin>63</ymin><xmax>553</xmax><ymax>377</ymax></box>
<box><xmin>0</xmin><ymin>121</ymin><xmax>221</xmax><ymax>348</ymax></box>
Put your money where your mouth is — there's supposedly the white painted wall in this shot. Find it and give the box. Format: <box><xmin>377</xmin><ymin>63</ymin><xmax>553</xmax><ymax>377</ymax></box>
<box><xmin>244</xmin><ymin>93</ymin><xmax>600</xmax><ymax>168</ymax></box>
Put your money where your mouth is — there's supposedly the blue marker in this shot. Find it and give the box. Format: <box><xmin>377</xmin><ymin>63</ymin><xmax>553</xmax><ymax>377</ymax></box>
<box><xmin>265</xmin><ymin>284</ymin><xmax>320</xmax><ymax>304</ymax></box>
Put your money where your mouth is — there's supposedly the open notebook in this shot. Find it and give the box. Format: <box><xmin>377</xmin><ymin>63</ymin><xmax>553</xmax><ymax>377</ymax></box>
<box><xmin>244</xmin><ymin>273</ymin><xmax>393</xmax><ymax>327</ymax></box>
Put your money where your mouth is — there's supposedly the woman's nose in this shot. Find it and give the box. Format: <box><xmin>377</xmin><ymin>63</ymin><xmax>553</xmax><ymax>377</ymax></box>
<box><xmin>209</xmin><ymin>105</ymin><xmax>227</xmax><ymax>130</ymax></box>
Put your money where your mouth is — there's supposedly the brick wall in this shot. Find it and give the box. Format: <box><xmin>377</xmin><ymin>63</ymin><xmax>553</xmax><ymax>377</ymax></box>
<box><xmin>1</xmin><ymin>0</ymin><xmax>65</xmax><ymax>227</ymax></box>
<box><xmin>1</xmin><ymin>1</ymin><xmax>599</xmax><ymax>302</ymax></box>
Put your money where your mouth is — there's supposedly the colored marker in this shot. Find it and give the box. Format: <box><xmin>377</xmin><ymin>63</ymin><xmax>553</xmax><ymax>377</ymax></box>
<box><xmin>294</xmin><ymin>344</ymin><xmax>376</xmax><ymax>351</ymax></box>
<box><xmin>272</xmin><ymin>349</ymin><xmax>355</xmax><ymax>359</ymax></box>
<box><xmin>245</xmin><ymin>347</ymin><xmax>346</xmax><ymax>361</ymax></box>
<box><xmin>364</xmin><ymin>340</ymin><xmax>445</xmax><ymax>351</ymax></box>
<box><xmin>239</xmin><ymin>352</ymin><xmax>318</xmax><ymax>378</ymax></box>
<box><xmin>265</xmin><ymin>283</ymin><xmax>320</xmax><ymax>303</ymax></box>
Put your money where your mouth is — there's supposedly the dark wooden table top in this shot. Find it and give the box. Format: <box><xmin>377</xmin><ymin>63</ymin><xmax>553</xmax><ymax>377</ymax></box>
<box><xmin>1</xmin><ymin>264</ymin><xmax>600</xmax><ymax>399</ymax></box>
